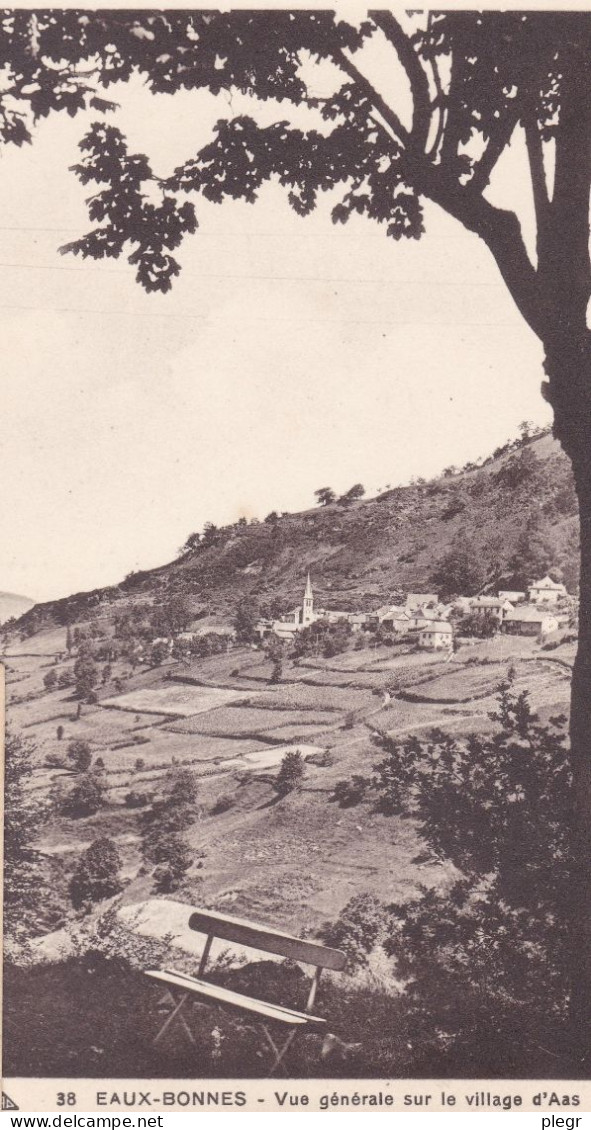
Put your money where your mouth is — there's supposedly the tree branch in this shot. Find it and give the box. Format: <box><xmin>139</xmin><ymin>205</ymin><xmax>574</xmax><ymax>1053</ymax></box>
<box><xmin>426</xmin><ymin>13</ymin><xmax>446</xmax><ymax>160</ymax></box>
<box><xmin>409</xmin><ymin>158</ymin><xmax>545</xmax><ymax>339</ymax></box>
<box><xmin>335</xmin><ymin>48</ymin><xmax>409</xmax><ymax>146</ymax></box>
<box><xmin>470</xmin><ymin>107</ymin><xmax>519</xmax><ymax>195</ymax></box>
<box><xmin>369</xmin><ymin>10</ymin><xmax>431</xmax><ymax>152</ymax></box>
<box><xmin>523</xmin><ymin>110</ymin><xmax>549</xmax><ymax>262</ymax></box>
<box><xmin>333</xmin><ymin>25</ymin><xmax>544</xmax><ymax>340</ymax></box>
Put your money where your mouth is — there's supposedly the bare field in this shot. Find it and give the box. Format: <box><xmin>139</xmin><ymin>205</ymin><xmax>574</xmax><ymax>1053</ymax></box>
<box><xmin>174</xmin><ymin>704</ymin><xmax>335</xmax><ymax>737</ymax></box>
<box><xmin>132</xmin><ymin>729</ymin><xmax>264</xmax><ymax>762</ymax></box>
<box><xmin>102</xmin><ymin>684</ymin><xmax>245</xmax><ymax>717</ymax></box>
<box><xmin>262</xmin><ymin>722</ymin><xmax>340</xmax><ymax>742</ymax></box>
<box><xmin>248</xmin><ymin>683</ymin><xmax>368</xmax><ymax>712</ymax></box>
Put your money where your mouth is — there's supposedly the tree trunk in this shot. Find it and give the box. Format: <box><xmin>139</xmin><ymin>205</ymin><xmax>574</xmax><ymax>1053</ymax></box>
<box><xmin>546</xmin><ymin>335</ymin><xmax>591</xmax><ymax>1057</ymax></box>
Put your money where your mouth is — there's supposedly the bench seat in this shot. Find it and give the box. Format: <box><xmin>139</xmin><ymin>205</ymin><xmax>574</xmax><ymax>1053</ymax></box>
<box><xmin>146</xmin><ymin>968</ymin><xmax>328</xmax><ymax>1028</ymax></box>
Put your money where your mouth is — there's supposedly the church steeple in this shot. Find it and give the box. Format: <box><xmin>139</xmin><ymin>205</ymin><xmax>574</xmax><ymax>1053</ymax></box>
<box><xmin>302</xmin><ymin>572</ymin><xmax>314</xmax><ymax>624</ymax></box>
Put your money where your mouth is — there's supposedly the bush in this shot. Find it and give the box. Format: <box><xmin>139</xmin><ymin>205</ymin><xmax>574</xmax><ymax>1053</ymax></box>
<box><xmin>150</xmin><ymin>835</ymin><xmax>204</xmax><ymax>892</ymax></box>
<box><xmin>60</xmin><ymin>772</ymin><xmax>106</xmax><ymax>818</ymax></box>
<box><xmin>124</xmin><ymin>790</ymin><xmax>150</xmax><ymax>808</ymax></box>
<box><xmin>456</xmin><ymin>609</ymin><xmax>499</xmax><ymax>638</ymax></box>
<box><xmin>275</xmin><ymin>750</ymin><xmax>305</xmax><ymax>796</ymax></box>
<box><xmin>319</xmin><ymin>894</ymin><xmax>387</xmax><ymax>971</ymax></box>
<box><xmin>67</xmin><ymin>739</ymin><xmax>92</xmax><ymax>773</ymax></box>
<box><xmin>69</xmin><ymin>838</ymin><xmax>123</xmax><ymax>910</ymax></box>
<box><xmin>43</xmin><ymin>669</ymin><xmax>58</xmax><ymax>691</ymax></box>
<box><xmin>370</xmin><ymin>680</ymin><xmax>573</xmax><ymax>1047</ymax></box>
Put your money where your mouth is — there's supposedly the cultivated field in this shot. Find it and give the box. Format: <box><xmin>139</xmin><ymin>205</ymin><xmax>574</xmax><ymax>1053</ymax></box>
<box><xmin>3</xmin><ymin>624</ymin><xmax>574</xmax><ymax>945</ymax></box>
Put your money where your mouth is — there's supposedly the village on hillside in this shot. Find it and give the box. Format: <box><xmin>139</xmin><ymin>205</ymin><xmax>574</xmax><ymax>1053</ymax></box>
<box><xmin>256</xmin><ymin>571</ymin><xmax>574</xmax><ymax>651</ymax></box>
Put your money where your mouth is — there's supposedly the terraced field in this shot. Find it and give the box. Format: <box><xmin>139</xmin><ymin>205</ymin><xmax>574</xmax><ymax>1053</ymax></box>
<box><xmin>3</xmin><ymin>624</ymin><xmax>576</xmax><ymax>947</ymax></box>
<box><xmin>101</xmin><ymin>684</ymin><xmax>245</xmax><ymax>717</ymax></box>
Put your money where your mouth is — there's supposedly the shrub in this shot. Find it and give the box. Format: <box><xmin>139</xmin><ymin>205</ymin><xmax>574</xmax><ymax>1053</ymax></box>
<box><xmin>43</xmin><ymin>670</ymin><xmax>58</xmax><ymax>691</ymax></box>
<box><xmin>151</xmin><ymin>835</ymin><xmax>203</xmax><ymax>892</ymax></box>
<box><xmin>69</xmin><ymin>837</ymin><xmax>122</xmax><ymax>910</ymax></box>
<box><xmin>60</xmin><ymin>772</ymin><xmax>106</xmax><ymax>818</ymax></box>
<box><xmin>67</xmin><ymin>739</ymin><xmax>92</xmax><ymax>773</ymax></box>
<box><xmin>124</xmin><ymin>790</ymin><xmax>150</xmax><ymax>808</ymax></box>
<box><xmin>370</xmin><ymin>679</ymin><xmax>573</xmax><ymax>1047</ymax></box>
<box><xmin>319</xmin><ymin>894</ymin><xmax>387</xmax><ymax>971</ymax></box>
<box><xmin>275</xmin><ymin>750</ymin><xmax>305</xmax><ymax>795</ymax></box>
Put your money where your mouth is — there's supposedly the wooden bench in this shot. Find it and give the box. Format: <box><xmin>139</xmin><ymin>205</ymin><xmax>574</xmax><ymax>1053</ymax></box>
<box><xmin>146</xmin><ymin>906</ymin><xmax>346</xmax><ymax>1074</ymax></box>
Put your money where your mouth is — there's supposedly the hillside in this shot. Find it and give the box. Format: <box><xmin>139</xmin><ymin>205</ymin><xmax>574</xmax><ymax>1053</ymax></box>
<box><xmin>3</xmin><ymin>423</ymin><xmax>581</xmax><ymax>1079</ymax></box>
<box><xmin>16</xmin><ymin>427</ymin><xmax>579</xmax><ymax>633</ymax></box>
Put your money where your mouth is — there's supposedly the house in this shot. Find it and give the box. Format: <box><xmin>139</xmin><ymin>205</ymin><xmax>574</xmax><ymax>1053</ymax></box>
<box><xmin>378</xmin><ymin>603</ymin><xmax>408</xmax><ymax>623</ymax></box>
<box><xmin>347</xmin><ymin>612</ymin><xmax>371</xmax><ymax>630</ymax></box>
<box><xmin>419</xmin><ymin>621</ymin><xmax>454</xmax><ymax>649</ymax></box>
<box><xmin>407</xmin><ymin>604</ymin><xmax>446</xmax><ymax>631</ymax></box>
<box><xmin>528</xmin><ymin>575</ymin><xmax>567</xmax><ymax>604</ymax></box>
<box><xmin>380</xmin><ymin>608</ymin><xmax>413</xmax><ymax>633</ymax></box>
<box><xmin>405</xmin><ymin>593</ymin><xmax>438</xmax><ymax>611</ymax></box>
<box><xmin>321</xmin><ymin>608</ymin><xmax>353</xmax><ymax>624</ymax></box>
<box><xmin>467</xmin><ymin>596</ymin><xmax>514</xmax><ymax>622</ymax></box>
<box><xmin>503</xmin><ymin>607</ymin><xmax>559</xmax><ymax>636</ymax></box>
<box><xmin>498</xmin><ymin>590</ymin><xmax>526</xmax><ymax>604</ymax></box>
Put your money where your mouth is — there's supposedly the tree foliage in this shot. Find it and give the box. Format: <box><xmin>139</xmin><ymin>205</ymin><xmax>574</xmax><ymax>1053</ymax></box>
<box><xmin>60</xmin><ymin>771</ymin><xmax>106</xmax><ymax>818</ymax></box>
<box><xmin>331</xmin><ymin>681</ymin><xmax>575</xmax><ymax>1051</ymax></box>
<box><xmin>314</xmin><ymin>487</ymin><xmax>336</xmax><ymax>507</ymax></box>
<box><xmin>67</xmin><ymin>739</ymin><xmax>93</xmax><ymax>773</ymax></box>
<box><xmin>456</xmin><ymin>608</ymin><xmax>499</xmax><ymax>638</ymax></box>
<box><xmin>69</xmin><ymin>837</ymin><xmax>123</xmax><ymax>910</ymax></box>
<box><xmin>276</xmin><ymin>749</ymin><xmax>305</xmax><ymax>795</ymax></box>
<box><xmin>73</xmin><ymin>649</ymin><xmax>98</xmax><ymax>701</ymax></box>
<box><xmin>4</xmin><ymin>731</ymin><xmax>52</xmax><ymax>946</ymax></box>
<box><xmin>431</xmin><ymin>534</ymin><xmax>488</xmax><ymax>599</ymax></box>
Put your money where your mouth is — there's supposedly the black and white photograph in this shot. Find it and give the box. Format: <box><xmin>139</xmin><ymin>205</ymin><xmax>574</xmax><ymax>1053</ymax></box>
<box><xmin>3</xmin><ymin>1</ymin><xmax>591</xmax><ymax>1106</ymax></box>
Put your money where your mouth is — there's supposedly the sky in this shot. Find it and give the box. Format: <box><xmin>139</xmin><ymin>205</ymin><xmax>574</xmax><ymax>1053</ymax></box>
<box><xmin>0</xmin><ymin>47</ymin><xmax>552</xmax><ymax>603</ymax></box>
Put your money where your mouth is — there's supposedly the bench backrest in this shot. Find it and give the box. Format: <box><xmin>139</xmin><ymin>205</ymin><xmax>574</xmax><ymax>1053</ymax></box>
<box><xmin>188</xmin><ymin>908</ymin><xmax>346</xmax><ymax>972</ymax></box>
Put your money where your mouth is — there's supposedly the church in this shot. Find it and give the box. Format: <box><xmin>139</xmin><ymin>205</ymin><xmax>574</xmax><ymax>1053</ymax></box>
<box><xmin>256</xmin><ymin>573</ymin><xmax>320</xmax><ymax>640</ymax></box>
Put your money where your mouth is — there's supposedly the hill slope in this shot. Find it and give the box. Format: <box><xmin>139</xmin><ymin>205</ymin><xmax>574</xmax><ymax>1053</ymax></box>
<box><xmin>17</xmin><ymin>428</ymin><xmax>578</xmax><ymax>632</ymax></box>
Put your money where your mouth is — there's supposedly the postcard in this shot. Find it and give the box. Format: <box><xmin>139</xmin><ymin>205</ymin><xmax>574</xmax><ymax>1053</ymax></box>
<box><xmin>2</xmin><ymin>1</ymin><xmax>591</xmax><ymax>1113</ymax></box>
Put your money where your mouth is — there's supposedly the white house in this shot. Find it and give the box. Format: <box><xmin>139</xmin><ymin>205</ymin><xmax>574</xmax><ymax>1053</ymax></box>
<box><xmin>419</xmin><ymin>621</ymin><xmax>454</xmax><ymax>649</ymax></box>
<box><xmin>528</xmin><ymin>575</ymin><xmax>567</xmax><ymax>604</ymax></box>
<box><xmin>468</xmin><ymin>596</ymin><xmax>514</xmax><ymax>622</ymax></box>
<box><xmin>408</xmin><ymin>604</ymin><xmax>447</xmax><ymax>631</ymax></box>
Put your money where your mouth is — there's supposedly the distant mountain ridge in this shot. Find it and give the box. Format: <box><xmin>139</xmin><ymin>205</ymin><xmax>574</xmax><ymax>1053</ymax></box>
<box><xmin>0</xmin><ymin>591</ymin><xmax>35</xmax><ymax>624</ymax></box>
<box><xmin>14</xmin><ymin>427</ymin><xmax>580</xmax><ymax>632</ymax></box>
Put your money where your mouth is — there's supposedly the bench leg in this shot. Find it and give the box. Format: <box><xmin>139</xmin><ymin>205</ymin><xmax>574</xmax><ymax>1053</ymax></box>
<box><xmin>260</xmin><ymin>1025</ymin><xmax>298</xmax><ymax>1077</ymax></box>
<box><xmin>153</xmin><ymin>990</ymin><xmax>195</xmax><ymax>1046</ymax></box>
